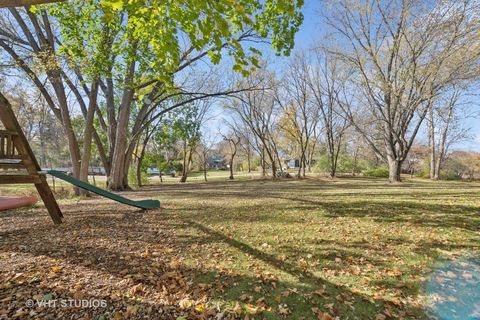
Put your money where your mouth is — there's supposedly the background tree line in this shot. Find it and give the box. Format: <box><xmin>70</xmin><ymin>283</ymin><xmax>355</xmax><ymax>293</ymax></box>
<box><xmin>1</xmin><ymin>0</ymin><xmax>479</xmax><ymax>189</ymax></box>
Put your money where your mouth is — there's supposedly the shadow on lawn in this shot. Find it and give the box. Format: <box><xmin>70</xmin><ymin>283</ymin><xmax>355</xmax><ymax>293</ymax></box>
<box><xmin>0</xmin><ymin>206</ymin><xmax>425</xmax><ymax>319</ymax></box>
<box><xmin>139</xmin><ymin>177</ymin><xmax>480</xmax><ymax>195</ymax></box>
<box><xmin>0</xmin><ymin>211</ymin><xmax>227</xmax><ymax>318</ymax></box>
<box><xmin>274</xmin><ymin>196</ymin><xmax>480</xmax><ymax>233</ymax></box>
<box><xmin>1</xmin><ymin>179</ymin><xmax>478</xmax><ymax>318</ymax></box>
<box><xmin>182</xmin><ymin>219</ymin><xmax>424</xmax><ymax>319</ymax></box>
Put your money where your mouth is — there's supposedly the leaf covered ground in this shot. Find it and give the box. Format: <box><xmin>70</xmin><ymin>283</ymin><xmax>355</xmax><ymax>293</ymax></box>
<box><xmin>0</xmin><ymin>177</ymin><xmax>479</xmax><ymax>319</ymax></box>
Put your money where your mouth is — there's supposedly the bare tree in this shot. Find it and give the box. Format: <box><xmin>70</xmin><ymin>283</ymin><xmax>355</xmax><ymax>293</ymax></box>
<box><xmin>0</xmin><ymin>8</ymin><xmax>95</xmax><ymax>193</ymax></box>
<box><xmin>196</xmin><ymin>135</ymin><xmax>217</xmax><ymax>182</ymax></box>
<box><xmin>0</xmin><ymin>8</ymin><xmax>262</xmax><ymax>191</ymax></box>
<box><xmin>236</xmin><ymin>124</ymin><xmax>255</xmax><ymax>173</ymax></box>
<box><xmin>175</xmin><ymin>100</ymin><xmax>212</xmax><ymax>183</ymax></box>
<box><xmin>307</xmin><ymin>48</ymin><xmax>350</xmax><ymax>178</ymax></box>
<box><xmin>428</xmin><ymin>87</ymin><xmax>475</xmax><ymax>180</ymax></box>
<box><xmin>220</xmin><ymin>126</ymin><xmax>242</xmax><ymax>180</ymax></box>
<box><xmin>325</xmin><ymin>0</ymin><xmax>480</xmax><ymax>182</ymax></box>
<box><xmin>277</xmin><ymin>53</ymin><xmax>321</xmax><ymax>178</ymax></box>
<box><xmin>230</xmin><ymin>70</ymin><xmax>283</xmax><ymax>177</ymax></box>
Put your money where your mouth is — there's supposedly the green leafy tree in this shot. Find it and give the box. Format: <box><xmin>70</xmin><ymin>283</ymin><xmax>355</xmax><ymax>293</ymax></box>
<box><xmin>44</xmin><ymin>0</ymin><xmax>304</xmax><ymax>190</ymax></box>
<box><xmin>171</xmin><ymin>103</ymin><xmax>206</xmax><ymax>183</ymax></box>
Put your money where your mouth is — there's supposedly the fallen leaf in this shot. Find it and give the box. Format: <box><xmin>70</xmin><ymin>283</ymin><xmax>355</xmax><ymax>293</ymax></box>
<box><xmin>278</xmin><ymin>304</ymin><xmax>290</xmax><ymax>315</ymax></box>
<box><xmin>51</xmin><ymin>266</ymin><xmax>62</xmax><ymax>273</ymax></box>
<box><xmin>125</xmin><ymin>305</ymin><xmax>138</xmax><ymax>317</ymax></box>
<box><xmin>179</xmin><ymin>298</ymin><xmax>193</xmax><ymax>309</ymax></box>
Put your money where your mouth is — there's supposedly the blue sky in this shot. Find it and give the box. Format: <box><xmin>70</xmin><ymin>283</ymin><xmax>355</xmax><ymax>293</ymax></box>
<box><xmin>294</xmin><ymin>2</ymin><xmax>479</xmax><ymax>151</ymax></box>
<box><xmin>214</xmin><ymin>0</ymin><xmax>480</xmax><ymax>152</ymax></box>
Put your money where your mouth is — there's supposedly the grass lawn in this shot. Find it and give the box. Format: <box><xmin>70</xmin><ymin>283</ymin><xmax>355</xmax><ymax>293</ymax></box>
<box><xmin>0</xmin><ymin>177</ymin><xmax>479</xmax><ymax>319</ymax></box>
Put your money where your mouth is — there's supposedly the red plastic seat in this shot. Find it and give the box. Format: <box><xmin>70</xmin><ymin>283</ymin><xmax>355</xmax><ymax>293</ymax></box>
<box><xmin>0</xmin><ymin>196</ymin><xmax>38</xmax><ymax>211</ymax></box>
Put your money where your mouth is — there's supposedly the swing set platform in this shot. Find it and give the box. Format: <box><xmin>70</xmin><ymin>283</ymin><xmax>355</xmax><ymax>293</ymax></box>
<box><xmin>0</xmin><ymin>93</ymin><xmax>159</xmax><ymax>224</ymax></box>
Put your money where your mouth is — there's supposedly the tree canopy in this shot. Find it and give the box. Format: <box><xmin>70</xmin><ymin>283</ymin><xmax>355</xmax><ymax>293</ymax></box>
<box><xmin>46</xmin><ymin>0</ymin><xmax>304</xmax><ymax>82</ymax></box>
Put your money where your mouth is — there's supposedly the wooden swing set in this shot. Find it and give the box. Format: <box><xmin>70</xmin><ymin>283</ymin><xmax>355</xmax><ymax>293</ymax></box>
<box><xmin>1</xmin><ymin>0</ymin><xmax>160</xmax><ymax>223</ymax></box>
<box><xmin>0</xmin><ymin>0</ymin><xmax>69</xmax><ymax>224</ymax></box>
<box><xmin>0</xmin><ymin>93</ymin><xmax>63</xmax><ymax>224</ymax></box>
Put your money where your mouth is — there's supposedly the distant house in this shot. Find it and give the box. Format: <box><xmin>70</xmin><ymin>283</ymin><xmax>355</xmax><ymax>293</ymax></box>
<box><xmin>41</xmin><ymin>167</ymin><xmax>106</xmax><ymax>176</ymax></box>
<box><xmin>147</xmin><ymin>168</ymin><xmax>160</xmax><ymax>176</ymax></box>
<box><xmin>283</xmin><ymin>159</ymin><xmax>316</xmax><ymax>169</ymax></box>
<box><xmin>207</xmin><ymin>154</ymin><xmax>226</xmax><ymax>169</ymax></box>
<box><xmin>287</xmin><ymin>159</ymin><xmax>300</xmax><ymax>168</ymax></box>
<box><xmin>88</xmin><ymin>167</ymin><xmax>106</xmax><ymax>176</ymax></box>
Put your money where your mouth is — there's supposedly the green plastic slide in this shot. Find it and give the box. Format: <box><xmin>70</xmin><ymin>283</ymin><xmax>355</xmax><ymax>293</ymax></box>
<box><xmin>46</xmin><ymin>170</ymin><xmax>160</xmax><ymax>210</ymax></box>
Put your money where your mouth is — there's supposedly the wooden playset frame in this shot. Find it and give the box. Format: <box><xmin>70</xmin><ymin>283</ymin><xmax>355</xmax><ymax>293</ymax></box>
<box><xmin>0</xmin><ymin>93</ymin><xmax>63</xmax><ymax>224</ymax></box>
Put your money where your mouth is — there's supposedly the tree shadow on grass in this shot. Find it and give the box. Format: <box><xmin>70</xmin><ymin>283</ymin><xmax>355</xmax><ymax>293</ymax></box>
<box><xmin>0</xmin><ymin>211</ymin><xmax>246</xmax><ymax>318</ymax></box>
<box><xmin>0</xmin><ymin>207</ymin><xmax>426</xmax><ymax>319</ymax></box>
<box><xmin>182</xmin><ymin>219</ymin><xmax>426</xmax><ymax>319</ymax></box>
<box><xmin>138</xmin><ymin>177</ymin><xmax>480</xmax><ymax>195</ymax></box>
<box><xmin>2</xmin><ymin>179</ymin><xmax>477</xmax><ymax>318</ymax></box>
<box><xmin>273</xmin><ymin>196</ymin><xmax>480</xmax><ymax>233</ymax></box>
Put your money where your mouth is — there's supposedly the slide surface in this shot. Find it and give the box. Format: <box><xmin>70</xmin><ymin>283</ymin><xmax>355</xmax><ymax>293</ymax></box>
<box><xmin>47</xmin><ymin>170</ymin><xmax>160</xmax><ymax>210</ymax></box>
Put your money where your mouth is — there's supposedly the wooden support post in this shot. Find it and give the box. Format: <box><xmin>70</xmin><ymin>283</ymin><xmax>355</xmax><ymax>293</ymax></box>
<box><xmin>35</xmin><ymin>176</ymin><xmax>63</xmax><ymax>223</ymax></box>
<box><xmin>0</xmin><ymin>92</ymin><xmax>63</xmax><ymax>224</ymax></box>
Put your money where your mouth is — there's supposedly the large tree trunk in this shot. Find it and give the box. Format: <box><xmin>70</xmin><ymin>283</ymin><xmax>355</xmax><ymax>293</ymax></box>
<box><xmin>229</xmin><ymin>157</ymin><xmax>234</xmax><ymax>180</ymax></box>
<box><xmin>65</xmin><ymin>71</ymin><xmax>110</xmax><ymax>176</ymax></box>
<box><xmin>387</xmin><ymin>157</ymin><xmax>402</xmax><ymax>182</ymax></box>
<box><xmin>329</xmin><ymin>149</ymin><xmax>336</xmax><ymax>178</ymax></box>
<box><xmin>330</xmin><ymin>162</ymin><xmax>337</xmax><ymax>179</ymax></box>
<box><xmin>434</xmin><ymin>127</ymin><xmax>449</xmax><ymax>180</ymax></box>
<box><xmin>180</xmin><ymin>141</ymin><xmax>188</xmax><ymax>183</ymax></box>
<box><xmin>39</xmin><ymin>118</ymin><xmax>47</xmax><ymax>168</ymax></box>
<box><xmin>108</xmin><ymin>60</ymin><xmax>136</xmax><ymax>191</ymax></box>
<box><xmin>428</xmin><ymin>107</ymin><xmax>437</xmax><ymax>180</ymax></box>
<box><xmin>135</xmin><ymin>132</ymin><xmax>150</xmax><ymax>188</ymax></box>
<box><xmin>271</xmin><ymin>160</ymin><xmax>277</xmax><ymax>177</ymax></box>
<box><xmin>79</xmin><ymin>80</ymin><xmax>99</xmax><ymax>196</ymax></box>
<box><xmin>203</xmin><ymin>156</ymin><xmax>208</xmax><ymax>182</ymax></box>
<box><xmin>298</xmin><ymin>145</ymin><xmax>307</xmax><ymax>178</ymax></box>
<box><xmin>261</xmin><ymin>146</ymin><xmax>266</xmax><ymax>177</ymax></box>
<box><xmin>331</xmin><ymin>140</ymin><xmax>342</xmax><ymax>179</ymax></box>
<box><xmin>434</xmin><ymin>103</ymin><xmax>454</xmax><ymax>180</ymax></box>
<box><xmin>180</xmin><ymin>147</ymin><xmax>193</xmax><ymax>183</ymax></box>
<box><xmin>262</xmin><ymin>142</ymin><xmax>277</xmax><ymax>177</ymax></box>
<box><xmin>297</xmin><ymin>146</ymin><xmax>303</xmax><ymax>178</ymax></box>
<box><xmin>158</xmin><ymin>163</ymin><xmax>163</xmax><ymax>183</ymax></box>
<box><xmin>229</xmin><ymin>145</ymin><xmax>237</xmax><ymax>180</ymax></box>
<box><xmin>136</xmin><ymin>157</ymin><xmax>142</xmax><ymax>188</ymax></box>
<box><xmin>180</xmin><ymin>142</ymin><xmax>193</xmax><ymax>183</ymax></box>
<box><xmin>327</xmin><ymin>128</ymin><xmax>338</xmax><ymax>178</ymax></box>
<box><xmin>103</xmin><ymin>76</ymin><xmax>117</xmax><ymax>174</ymax></box>
<box><xmin>273</xmin><ymin>143</ymin><xmax>283</xmax><ymax>175</ymax></box>
<box><xmin>306</xmin><ymin>140</ymin><xmax>315</xmax><ymax>174</ymax></box>
<box><xmin>49</xmin><ymin>71</ymin><xmax>82</xmax><ymax>195</ymax></box>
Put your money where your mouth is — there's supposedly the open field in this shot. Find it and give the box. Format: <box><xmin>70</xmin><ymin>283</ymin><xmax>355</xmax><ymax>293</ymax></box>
<box><xmin>0</xmin><ymin>170</ymin><xmax>262</xmax><ymax>198</ymax></box>
<box><xmin>1</xmin><ymin>177</ymin><xmax>479</xmax><ymax>319</ymax></box>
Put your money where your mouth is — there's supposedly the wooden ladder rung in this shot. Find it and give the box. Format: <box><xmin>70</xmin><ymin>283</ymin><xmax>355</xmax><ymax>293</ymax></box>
<box><xmin>0</xmin><ymin>130</ymin><xmax>19</xmax><ymax>158</ymax></box>
<box><xmin>1</xmin><ymin>93</ymin><xmax>63</xmax><ymax>224</ymax></box>
<box><xmin>0</xmin><ymin>174</ymin><xmax>40</xmax><ymax>184</ymax></box>
<box><xmin>0</xmin><ymin>155</ymin><xmax>23</xmax><ymax>160</ymax></box>
<box><xmin>0</xmin><ymin>162</ymin><xmax>24</xmax><ymax>170</ymax></box>
<box><xmin>0</xmin><ymin>130</ymin><xmax>18</xmax><ymax>135</ymax></box>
